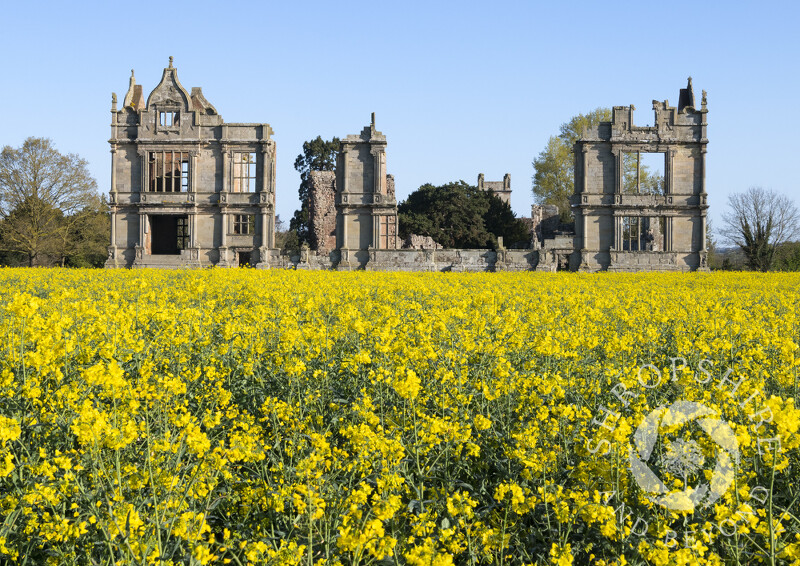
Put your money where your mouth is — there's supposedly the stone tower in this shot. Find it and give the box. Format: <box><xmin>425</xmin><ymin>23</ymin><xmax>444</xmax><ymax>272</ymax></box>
<box><xmin>335</xmin><ymin>114</ymin><xmax>398</xmax><ymax>253</ymax></box>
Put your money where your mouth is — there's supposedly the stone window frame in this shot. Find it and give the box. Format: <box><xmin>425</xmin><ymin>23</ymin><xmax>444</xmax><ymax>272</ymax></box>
<box><xmin>613</xmin><ymin>146</ymin><xmax>674</xmax><ymax>196</ymax></box>
<box><xmin>147</xmin><ymin>150</ymin><xmax>190</xmax><ymax>192</ymax></box>
<box><xmin>232</xmin><ymin>152</ymin><xmax>257</xmax><ymax>193</ymax></box>
<box><xmin>619</xmin><ymin>216</ymin><xmax>667</xmax><ymax>252</ymax></box>
<box><xmin>159</xmin><ymin>111</ymin><xmax>178</xmax><ymax>127</ymax></box>
<box><xmin>176</xmin><ymin>216</ymin><xmax>190</xmax><ymax>250</ymax></box>
<box><xmin>155</xmin><ymin>104</ymin><xmax>181</xmax><ymax>134</ymax></box>
<box><xmin>621</xmin><ymin>150</ymin><xmax>667</xmax><ymax>195</ymax></box>
<box><xmin>230</xmin><ymin>214</ymin><xmax>255</xmax><ymax>236</ymax></box>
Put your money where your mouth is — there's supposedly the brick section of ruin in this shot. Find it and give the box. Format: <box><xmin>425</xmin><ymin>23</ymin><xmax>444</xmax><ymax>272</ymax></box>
<box><xmin>386</xmin><ymin>174</ymin><xmax>395</xmax><ymax>199</ymax></box>
<box><xmin>308</xmin><ymin>171</ymin><xmax>337</xmax><ymax>253</ymax></box>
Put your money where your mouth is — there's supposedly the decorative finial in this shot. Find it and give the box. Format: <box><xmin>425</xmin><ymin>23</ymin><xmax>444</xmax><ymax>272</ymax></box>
<box><xmin>131</xmin><ymin>69</ymin><xmax>135</xmax><ymax>77</ymax></box>
<box><xmin>112</xmin><ymin>92</ymin><xmax>117</xmax><ymax>104</ymax></box>
<box><xmin>702</xmin><ymin>90</ymin><xmax>708</xmax><ymax>108</ymax></box>
<box><xmin>169</xmin><ymin>56</ymin><xmax>174</xmax><ymax>68</ymax></box>
<box><xmin>371</xmin><ymin>112</ymin><xmax>375</xmax><ymax>129</ymax></box>
<box><xmin>688</xmin><ymin>76</ymin><xmax>693</xmax><ymax>87</ymax></box>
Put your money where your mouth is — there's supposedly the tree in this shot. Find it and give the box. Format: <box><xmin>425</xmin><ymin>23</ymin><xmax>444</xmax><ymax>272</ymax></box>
<box><xmin>0</xmin><ymin>137</ymin><xmax>98</xmax><ymax>265</ymax></box>
<box><xmin>532</xmin><ymin>108</ymin><xmax>610</xmax><ymax>220</ymax></box>
<box><xmin>290</xmin><ymin>136</ymin><xmax>339</xmax><ymax>244</ymax></box>
<box><xmin>483</xmin><ymin>193</ymin><xmax>531</xmax><ymax>248</ymax></box>
<box><xmin>63</xmin><ymin>195</ymin><xmax>110</xmax><ymax>267</ymax></box>
<box><xmin>399</xmin><ymin>181</ymin><xmax>529</xmax><ymax>249</ymax></box>
<box><xmin>0</xmin><ymin>196</ymin><xmax>63</xmax><ymax>266</ymax></box>
<box><xmin>720</xmin><ymin>187</ymin><xmax>800</xmax><ymax>272</ymax></box>
<box><xmin>774</xmin><ymin>241</ymin><xmax>800</xmax><ymax>272</ymax></box>
<box><xmin>274</xmin><ymin>214</ymin><xmax>299</xmax><ymax>254</ymax></box>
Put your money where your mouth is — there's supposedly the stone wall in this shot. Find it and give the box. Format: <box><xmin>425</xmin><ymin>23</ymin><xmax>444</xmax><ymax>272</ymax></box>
<box><xmin>403</xmin><ymin>234</ymin><xmax>441</xmax><ymax>249</ymax></box>
<box><xmin>308</xmin><ymin>171</ymin><xmax>337</xmax><ymax>253</ymax></box>
<box><xmin>284</xmin><ymin>248</ymin><xmax>539</xmax><ymax>272</ymax></box>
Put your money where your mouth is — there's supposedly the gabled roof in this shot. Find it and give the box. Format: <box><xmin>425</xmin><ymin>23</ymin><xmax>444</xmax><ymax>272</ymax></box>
<box><xmin>145</xmin><ymin>56</ymin><xmax>192</xmax><ymax>111</ymax></box>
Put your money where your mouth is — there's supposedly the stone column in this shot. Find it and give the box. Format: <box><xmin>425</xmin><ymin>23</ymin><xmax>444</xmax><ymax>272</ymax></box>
<box><xmin>221</xmin><ymin>212</ymin><xmax>227</xmax><ymax>248</ymax></box>
<box><xmin>666</xmin><ymin>217</ymin><xmax>673</xmax><ymax>252</ymax></box>
<box><xmin>221</xmin><ymin>145</ymin><xmax>230</xmax><ymax>194</ymax></box>
<box><xmin>636</xmin><ymin>151</ymin><xmax>641</xmax><ymax>191</ymax></box>
<box><xmin>666</xmin><ymin>150</ymin><xmax>675</xmax><ymax>195</ymax></box>
<box><xmin>266</xmin><ymin>212</ymin><xmax>272</xmax><ymax>248</ymax></box>
<box><xmin>371</xmin><ymin>148</ymin><xmax>386</xmax><ymax>194</ymax></box>
<box><xmin>341</xmin><ymin>212</ymin><xmax>348</xmax><ymax>250</ymax></box>
<box><xmin>109</xmin><ymin>147</ymin><xmax>117</xmax><ymax>249</ymax></box>
<box><xmin>261</xmin><ymin>144</ymin><xmax>271</xmax><ymax>194</ymax></box>
<box><xmin>139</xmin><ymin>213</ymin><xmax>147</xmax><ymax>252</ymax></box>
<box><xmin>701</xmin><ymin>213</ymin><xmax>707</xmax><ymax>252</ymax></box>
<box><xmin>582</xmin><ymin>213</ymin><xmax>588</xmax><ymax>250</ymax></box>
<box><xmin>341</xmin><ymin>146</ymin><xmax>350</xmax><ymax>194</ymax></box>
<box><xmin>190</xmin><ymin>150</ymin><xmax>199</xmax><ymax>193</ymax></box>
<box><xmin>580</xmin><ymin>145</ymin><xmax>588</xmax><ymax>194</ymax></box>
<box><xmin>612</xmin><ymin>148</ymin><xmax>622</xmax><ymax>194</ymax></box>
<box><xmin>138</xmin><ymin>149</ymin><xmax>148</xmax><ymax>194</ymax></box>
<box><xmin>110</xmin><ymin>207</ymin><xmax>117</xmax><ymax>249</ymax></box>
<box><xmin>699</xmin><ymin>146</ymin><xmax>707</xmax><ymax>196</ymax></box>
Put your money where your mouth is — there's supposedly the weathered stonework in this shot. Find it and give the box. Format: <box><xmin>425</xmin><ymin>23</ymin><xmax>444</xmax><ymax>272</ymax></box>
<box><xmin>106</xmin><ymin>67</ymin><xmax>709</xmax><ymax>273</ymax></box>
<box><xmin>308</xmin><ymin>171</ymin><xmax>336</xmax><ymax>253</ymax></box>
<box><xmin>571</xmin><ymin>78</ymin><xmax>709</xmax><ymax>272</ymax></box>
<box><xmin>477</xmin><ymin>173</ymin><xmax>512</xmax><ymax>204</ymax></box>
<box><xmin>530</xmin><ymin>204</ymin><xmax>560</xmax><ymax>249</ymax></box>
<box><xmin>335</xmin><ymin>114</ymin><xmax>399</xmax><ymax>254</ymax></box>
<box><xmin>403</xmin><ymin>234</ymin><xmax>441</xmax><ymax>250</ymax></box>
<box><xmin>105</xmin><ymin>58</ymin><xmax>278</xmax><ymax>269</ymax></box>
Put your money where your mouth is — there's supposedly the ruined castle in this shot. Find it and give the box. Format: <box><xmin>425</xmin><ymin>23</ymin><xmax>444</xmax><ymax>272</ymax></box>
<box><xmin>106</xmin><ymin>61</ymin><xmax>708</xmax><ymax>272</ymax></box>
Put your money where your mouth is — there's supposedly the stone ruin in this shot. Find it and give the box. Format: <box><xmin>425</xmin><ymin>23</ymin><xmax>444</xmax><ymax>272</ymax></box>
<box><xmin>105</xmin><ymin>63</ymin><xmax>709</xmax><ymax>272</ymax></box>
<box><xmin>300</xmin><ymin>79</ymin><xmax>708</xmax><ymax>272</ymax></box>
<box><xmin>477</xmin><ymin>173</ymin><xmax>511</xmax><ymax>204</ymax></box>
<box><xmin>572</xmin><ymin>77</ymin><xmax>709</xmax><ymax>271</ymax></box>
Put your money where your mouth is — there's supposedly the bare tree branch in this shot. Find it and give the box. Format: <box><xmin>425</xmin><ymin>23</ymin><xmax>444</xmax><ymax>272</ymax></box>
<box><xmin>720</xmin><ymin>187</ymin><xmax>800</xmax><ymax>271</ymax></box>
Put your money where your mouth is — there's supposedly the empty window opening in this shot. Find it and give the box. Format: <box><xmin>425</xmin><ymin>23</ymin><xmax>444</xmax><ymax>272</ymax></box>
<box><xmin>149</xmin><ymin>151</ymin><xmax>189</xmax><ymax>192</ymax></box>
<box><xmin>238</xmin><ymin>251</ymin><xmax>252</xmax><ymax>267</ymax></box>
<box><xmin>233</xmin><ymin>152</ymin><xmax>257</xmax><ymax>192</ymax></box>
<box><xmin>622</xmin><ymin>152</ymin><xmax>665</xmax><ymax>195</ymax></box>
<box><xmin>621</xmin><ymin>217</ymin><xmax>666</xmax><ymax>251</ymax></box>
<box><xmin>150</xmin><ymin>215</ymin><xmax>189</xmax><ymax>255</ymax></box>
<box><xmin>159</xmin><ymin>111</ymin><xmax>178</xmax><ymax>127</ymax></box>
<box><xmin>232</xmin><ymin>214</ymin><xmax>255</xmax><ymax>235</ymax></box>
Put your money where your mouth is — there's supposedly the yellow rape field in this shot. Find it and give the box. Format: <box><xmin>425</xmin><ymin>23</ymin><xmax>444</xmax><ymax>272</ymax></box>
<box><xmin>0</xmin><ymin>269</ymin><xmax>798</xmax><ymax>566</ymax></box>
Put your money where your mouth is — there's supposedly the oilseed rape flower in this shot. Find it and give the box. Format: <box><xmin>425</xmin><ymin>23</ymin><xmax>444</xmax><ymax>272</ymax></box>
<box><xmin>0</xmin><ymin>269</ymin><xmax>797</xmax><ymax>564</ymax></box>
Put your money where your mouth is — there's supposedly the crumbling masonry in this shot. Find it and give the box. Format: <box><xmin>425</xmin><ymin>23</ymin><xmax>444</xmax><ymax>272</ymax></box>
<box><xmin>571</xmin><ymin>78</ymin><xmax>709</xmax><ymax>271</ymax></box>
<box><xmin>106</xmin><ymin>59</ymin><xmax>278</xmax><ymax>268</ymax></box>
<box><xmin>106</xmin><ymin>65</ymin><xmax>708</xmax><ymax>272</ymax></box>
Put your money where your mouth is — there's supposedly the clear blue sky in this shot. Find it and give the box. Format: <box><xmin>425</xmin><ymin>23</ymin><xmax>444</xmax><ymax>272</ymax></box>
<box><xmin>2</xmin><ymin>1</ymin><xmax>798</xmax><ymax>235</ymax></box>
